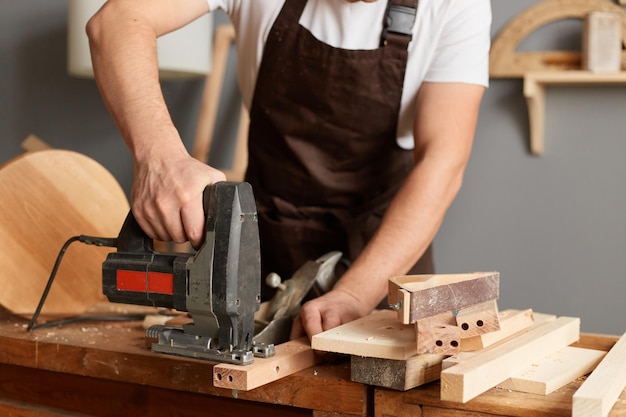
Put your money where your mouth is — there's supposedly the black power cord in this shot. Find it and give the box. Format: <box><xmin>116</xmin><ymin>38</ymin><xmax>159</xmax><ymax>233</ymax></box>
<box><xmin>26</xmin><ymin>235</ymin><xmax>135</xmax><ymax>331</ymax></box>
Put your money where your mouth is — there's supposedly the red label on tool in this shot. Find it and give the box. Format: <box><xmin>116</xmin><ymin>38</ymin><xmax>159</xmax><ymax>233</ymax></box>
<box><xmin>116</xmin><ymin>270</ymin><xmax>146</xmax><ymax>292</ymax></box>
<box><xmin>147</xmin><ymin>272</ymin><xmax>174</xmax><ymax>295</ymax></box>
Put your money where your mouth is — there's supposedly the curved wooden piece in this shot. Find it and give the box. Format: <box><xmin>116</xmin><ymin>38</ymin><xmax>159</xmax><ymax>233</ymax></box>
<box><xmin>0</xmin><ymin>150</ymin><xmax>129</xmax><ymax>315</ymax></box>
<box><xmin>490</xmin><ymin>0</ymin><xmax>626</xmax><ymax>78</ymax></box>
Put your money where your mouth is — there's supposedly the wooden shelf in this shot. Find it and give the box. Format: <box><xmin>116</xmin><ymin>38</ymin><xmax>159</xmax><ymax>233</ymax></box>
<box><xmin>523</xmin><ymin>70</ymin><xmax>626</xmax><ymax>155</ymax></box>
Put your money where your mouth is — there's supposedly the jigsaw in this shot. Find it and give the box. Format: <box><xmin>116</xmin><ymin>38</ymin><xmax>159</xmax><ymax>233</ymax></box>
<box><xmin>102</xmin><ymin>181</ymin><xmax>273</xmax><ymax>365</ymax></box>
<box><xmin>101</xmin><ymin>181</ymin><xmax>345</xmax><ymax>366</ymax></box>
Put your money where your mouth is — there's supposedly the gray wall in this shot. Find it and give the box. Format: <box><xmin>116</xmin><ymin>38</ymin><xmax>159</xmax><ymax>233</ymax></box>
<box><xmin>1</xmin><ymin>1</ymin><xmax>624</xmax><ymax>334</ymax></box>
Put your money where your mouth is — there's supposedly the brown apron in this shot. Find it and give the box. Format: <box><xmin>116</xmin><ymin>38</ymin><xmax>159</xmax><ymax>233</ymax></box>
<box><xmin>245</xmin><ymin>0</ymin><xmax>434</xmax><ymax>298</ymax></box>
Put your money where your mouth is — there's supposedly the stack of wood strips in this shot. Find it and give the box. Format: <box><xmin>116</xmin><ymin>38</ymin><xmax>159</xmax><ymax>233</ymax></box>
<box><xmin>312</xmin><ymin>272</ymin><xmax>626</xmax><ymax>416</ymax></box>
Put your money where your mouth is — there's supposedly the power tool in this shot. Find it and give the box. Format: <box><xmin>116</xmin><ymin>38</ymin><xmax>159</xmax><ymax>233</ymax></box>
<box><xmin>102</xmin><ymin>182</ymin><xmax>273</xmax><ymax>365</ymax></box>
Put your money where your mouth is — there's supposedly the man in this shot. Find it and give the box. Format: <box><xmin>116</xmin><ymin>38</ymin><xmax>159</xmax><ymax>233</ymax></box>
<box><xmin>87</xmin><ymin>0</ymin><xmax>491</xmax><ymax>340</ymax></box>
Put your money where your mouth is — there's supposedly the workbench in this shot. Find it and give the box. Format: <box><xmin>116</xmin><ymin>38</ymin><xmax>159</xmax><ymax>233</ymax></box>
<box><xmin>0</xmin><ymin>306</ymin><xmax>624</xmax><ymax>417</ymax></box>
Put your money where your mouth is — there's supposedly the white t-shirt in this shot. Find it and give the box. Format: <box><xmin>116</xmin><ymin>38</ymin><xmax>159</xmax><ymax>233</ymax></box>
<box><xmin>206</xmin><ymin>0</ymin><xmax>491</xmax><ymax>149</ymax></box>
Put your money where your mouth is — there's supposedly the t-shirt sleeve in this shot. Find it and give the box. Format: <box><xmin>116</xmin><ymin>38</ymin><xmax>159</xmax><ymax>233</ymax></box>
<box><xmin>423</xmin><ymin>0</ymin><xmax>492</xmax><ymax>87</ymax></box>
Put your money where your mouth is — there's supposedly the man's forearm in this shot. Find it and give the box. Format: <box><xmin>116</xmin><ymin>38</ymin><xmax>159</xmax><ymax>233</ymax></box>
<box><xmin>87</xmin><ymin>2</ymin><xmax>183</xmax><ymax>162</ymax></box>
<box><xmin>333</xmin><ymin>154</ymin><xmax>467</xmax><ymax>310</ymax></box>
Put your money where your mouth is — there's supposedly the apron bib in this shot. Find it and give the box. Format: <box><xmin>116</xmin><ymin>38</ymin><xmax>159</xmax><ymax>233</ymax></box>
<box><xmin>245</xmin><ymin>0</ymin><xmax>433</xmax><ymax>297</ymax></box>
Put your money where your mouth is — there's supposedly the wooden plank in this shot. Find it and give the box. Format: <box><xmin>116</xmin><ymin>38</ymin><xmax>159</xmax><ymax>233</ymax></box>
<box><xmin>351</xmin><ymin>353</ymin><xmax>444</xmax><ymax>391</ymax></box>
<box><xmin>213</xmin><ymin>338</ymin><xmax>320</xmax><ymax>391</ymax></box>
<box><xmin>0</xmin><ymin>399</ymin><xmax>92</xmax><ymax>417</ymax></box>
<box><xmin>374</xmin><ymin>389</ymin><xmax>423</xmax><ymax>417</ymax></box>
<box><xmin>573</xmin><ymin>331</ymin><xmax>626</xmax><ymax>417</ymax></box>
<box><xmin>444</xmin><ymin>311</ymin><xmax>559</xmax><ymax>369</ymax></box>
<box><xmin>312</xmin><ymin>310</ymin><xmax>416</xmax><ymax>360</ymax></box>
<box><xmin>388</xmin><ymin>272</ymin><xmax>499</xmax><ymax>324</ymax></box>
<box><xmin>440</xmin><ymin>316</ymin><xmax>580</xmax><ymax>403</ymax></box>
<box><xmin>416</xmin><ymin>311</ymin><xmax>460</xmax><ymax>355</ymax></box>
<box><xmin>399</xmin><ymin>335</ymin><xmax>626</xmax><ymax>416</ymax></box>
<box><xmin>497</xmin><ymin>346</ymin><xmax>605</xmax><ymax>395</ymax></box>
<box><xmin>421</xmin><ymin>407</ymin><xmax>505</xmax><ymax>417</ymax></box>
<box><xmin>460</xmin><ymin>309</ymin><xmax>552</xmax><ymax>352</ymax></box>
<box><xmin>456</xmin><ymin>300</ymin><xmax>500</xmax><ymax>338</ymax></box>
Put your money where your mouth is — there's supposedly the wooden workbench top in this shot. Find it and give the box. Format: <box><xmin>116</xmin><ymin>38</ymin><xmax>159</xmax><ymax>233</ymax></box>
<box><xmin>0</xmin><ymin>304</ymin><xmax>367</xmax><ymax>416</ymax></box>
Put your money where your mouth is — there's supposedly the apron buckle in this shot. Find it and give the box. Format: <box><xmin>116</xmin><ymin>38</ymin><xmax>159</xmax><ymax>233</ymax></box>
<box><xmin>382</xmin><ymin>4</ymin><xmax>416</xmax><ymax>42</ymax></box>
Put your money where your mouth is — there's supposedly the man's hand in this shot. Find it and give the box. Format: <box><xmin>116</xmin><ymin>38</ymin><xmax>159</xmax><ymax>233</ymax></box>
<box><xmin>290</xmin><ymin>288</ymin><xmax>372</xmax><ymax>340</ymax></box>
<box><xmin>131</xmin><ymin>149</ymin><xmax>226</xmax><ymax>248</ymax></box>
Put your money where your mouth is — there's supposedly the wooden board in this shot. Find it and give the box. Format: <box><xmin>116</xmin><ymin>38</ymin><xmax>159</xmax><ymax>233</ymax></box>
<box><xmin>498</xmin><ymin>346</ymin><xmax>606</xmax><ymax>395</ymax></box>
<box><xmin>461</xmin><ymin>309</ymin><xmax>556</xmax><ymax>352</ymax></box>
<box><xmin>573</xmin><ymin>331</ymin><xmax>626</xmax><ymax>417</ymax></box>
<box><xmin>311</xmin><ymin>310</ymin><xmax>417</xmax><ymax>360</ymax></box>
<box><xmin>213</xmin><ymin>338</ymin><xmax>320</xmax><ymax>391</ymax></box>
<box><xmin>440</xmin><ymin>316</ymin><xmax>580</xmax><ymax>403</ymax></box>
<box><xmin>444</xmin><ymin>311</ymin><xmax>559</xmax><ymax>370</ymax></box>
<box><xmin>388</xmin><ymin>272</ymin><xmax>499</xmax><ymax>324</ymax></box>
<box><xmin>416</xmin><ymin>311</ymin><xmax>460</xmax><ymax>355</ymax></box>
<box><xmin>351</xmin><ymin>353</ymin><xmax>444</xmax><ymax>391</ymax></box>
<box><xmin>456</xmin><ymin>300</ymin><xmax>500</xmax><ymax>338</ymax></box>
<box><xmin>0</xmin><ymin>150</ymin><xmax>129</xmax><ymax>315</ymax></box>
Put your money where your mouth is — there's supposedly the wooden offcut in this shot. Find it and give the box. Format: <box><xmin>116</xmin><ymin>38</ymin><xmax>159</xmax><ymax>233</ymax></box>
<box><xmin>351</xmin><ymin>353</ymin><xmax>444</xmax><ymax>391</ymax></box>
<box><xmin>582</xmin><ymin>11</ymin><xmax>623</xmax><ymax>72</ymax></box>
<box><xmin>460</xmin><ymin>309</ymin><xmax>537</xmax><ymax>352</ymax></box>
<box><xmin>0</xmin><ymin>150</ymin><xmax>129</xmax><ymax>315</ymax></box>
<box><xmin>213</xmin><ymin>338</ymin><xmax>320</xmax><ymax>391</ymax></box>
<box><xmin>388</xmin><ymin>272</ymin><xmax>499</xmax><ymax>324</ymax></box>
<box><xmin>440</xmin><ymin>316</ymin><xmax>580</xmax><ymax>403</ymax></box>
<box><xmin>573</xmin><ymin>331</ymin><xmax>626</xmax><ymax>417</ymax></box>
<box><xmin>311</xmin><ymin>310</ymin><xmax>417</xmax><ymax>360</ymax></box>
<box><xmin>456</xmin><ymin>300</ymin><xmax>500</xmax><ymax>338</ymax></box>
<box><xmin>416</xmin><ymin>311</ymin><xmax>460</xmax><ymax>355</ymax></box>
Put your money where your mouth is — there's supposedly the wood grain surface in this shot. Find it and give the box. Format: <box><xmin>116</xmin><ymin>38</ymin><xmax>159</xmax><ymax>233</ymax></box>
<box><xmin>0</xmin><ymin>150</ymin><xmax>129</xmax><ymax>315</ymax></box>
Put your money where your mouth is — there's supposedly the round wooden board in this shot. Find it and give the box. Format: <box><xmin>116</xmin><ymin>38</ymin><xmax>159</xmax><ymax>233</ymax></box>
<box><xmin>0</xmin><ymin>150</ymin><xmax>130</xmax><ymax>315</ymax></box>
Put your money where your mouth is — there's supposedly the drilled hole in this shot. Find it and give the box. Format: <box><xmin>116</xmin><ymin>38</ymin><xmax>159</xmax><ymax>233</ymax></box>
<box><xmin>435</xmin><ymin>340</ymin><xmax>443</xmax><ymax>346</ymax></box>
<box><xmin>228</xmin><ymin>375</ymin><xmax>234</xmax><ymax>382</ymax></box>
<box><xmin>476</xmin><ymin>320</ymin><xmax>484</xmax><ymax>327</ymax></box>
<box><xmin>461</xmin><ymin>323</ymin><xmax>469</xmax><ymax>330</ymax></box>
<box><xmin>216</xmin><ymin>373</ymin><xmax>223</xmax><ymax>381</ymax></box>
<box><xmin>450</xmin><ymin>340</ymin><xmax>459</xmax><ymax>347</ymax></box>
<box><xmin>275</xmin><ymin>366</ymin><xmax>280</xmax><ymax>373</ymax></box>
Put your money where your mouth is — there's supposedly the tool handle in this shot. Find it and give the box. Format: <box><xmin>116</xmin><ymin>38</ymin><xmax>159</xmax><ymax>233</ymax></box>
<box><xmin>116</xmin><ymin>185</ymin><xmax>215</xmax><ymax>253</ymax></box>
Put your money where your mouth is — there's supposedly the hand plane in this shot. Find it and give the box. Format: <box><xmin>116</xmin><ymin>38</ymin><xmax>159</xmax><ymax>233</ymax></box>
<box><xmin>102</xmin><ymin>182</ymin><xmax>273</xmax><ymax>365</ymax></box>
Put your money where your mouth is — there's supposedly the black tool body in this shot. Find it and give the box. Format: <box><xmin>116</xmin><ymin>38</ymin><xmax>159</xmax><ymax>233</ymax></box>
<box><xmin>102</xmin><ymin>182</ymin><xmax>269</xmax><ymax>364</ymax></box>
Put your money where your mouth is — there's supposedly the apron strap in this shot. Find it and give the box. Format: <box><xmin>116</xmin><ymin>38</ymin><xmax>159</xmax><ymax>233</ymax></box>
<box><xmin>381</xmin><ymin>0</ymin><xmax>419</xmax><ymax>48</ymax></box>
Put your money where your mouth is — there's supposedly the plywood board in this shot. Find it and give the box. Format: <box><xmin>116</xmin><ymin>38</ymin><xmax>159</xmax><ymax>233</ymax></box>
<box><xmin>388</xmin><ymin>272</ymin><xmax>499</xmax><ymax>324</ymax></box>
<box><xmin>213</xmin><ymin>338</ymin><xmax>320</xmax><ymax>391</ymax></box>
<box><xmin>440</xmin><ymin>316</ymin><xmax>580</xmax><ymax>403</ymax></box>
<box><xmin>498</xmin><ymin>346</ymin><xmax>605</xmax><ymax>395</ymax></box>
<box><xmin>573</xmin><ymin>331</ymin><xmax>626</xmax><ymax>417</ymax></box>
<box><xmin>0</xmin><ymin>150</ymin><xmax>129</xmax><ymax>315</ymax></box>
<box><xmin>311</xmin><ymin>310</ymin><xmax>416</xmax><ymax>360</ymax></box>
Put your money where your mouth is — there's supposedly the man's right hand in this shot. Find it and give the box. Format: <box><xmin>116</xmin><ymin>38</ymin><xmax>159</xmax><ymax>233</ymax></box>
<box><xmin>131</xmin><ymin>149</ymin><xmax>226</xmax><ymax>249</ymax></box>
